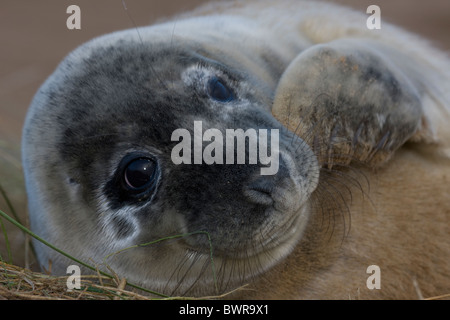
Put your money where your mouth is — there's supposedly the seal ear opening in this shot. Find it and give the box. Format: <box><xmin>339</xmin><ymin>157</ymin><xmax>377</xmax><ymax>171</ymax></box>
<box><xmin>270</xmin><ymin>39</ymin><xmax>445</xmax><ymax>168</ymax></box>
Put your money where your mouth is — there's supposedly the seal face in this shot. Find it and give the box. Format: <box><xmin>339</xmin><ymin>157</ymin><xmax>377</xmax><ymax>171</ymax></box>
<box><xmin>22</xmin><ymin>16</ymin><xmax>319</xmax><ymax>296</ymax></box>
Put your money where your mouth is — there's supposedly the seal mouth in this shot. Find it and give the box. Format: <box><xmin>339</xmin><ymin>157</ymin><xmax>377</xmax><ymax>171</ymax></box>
<box><xmin>156</xmin><ymin>205</ymin><xmax>310</xmax><ymax>295</ymax></box>
<box><xmin>242</xmin><ymin>204</ymin><xmax>309</xmax><ymax>260</ymax></box>
<box><xmin>257</xmin><ymin>206</ymin><xmax>308</xmax><ymax>252</ymax></box>
<box><xmin>183</xmin><ymin>204</ymin><xmax>309</xmax><ymax>263</ymax></box>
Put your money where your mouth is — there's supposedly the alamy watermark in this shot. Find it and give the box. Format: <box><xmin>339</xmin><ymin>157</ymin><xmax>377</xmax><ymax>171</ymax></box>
<box><xmin>66</xmin><ymin>4</ymin><xmax>382</xmax><ymax>31</ymax></box>
<box><xmin>171</xmin><ymin>121</ymin><xmax>280</xmax><ymax>176</ymax></box>
<box><xmin>66</xmin><ymin>5</ymin><xmax>81</xmax><ymax>30</ymax></box>
<box><xmin>66</xmin><ymin>265</ymin><xmax>81</xmax><ymax>291</ymax></box>
<box><xmin>366</xmin><ymin>265</ymin><xmax>381</xmax><ymax>289</ymax></box>
<box><xmin>366</xmin><ymin>5</ymin><xmax>381</xmax><ymax>30</ymax></box>
<box><xmin>65</xmin><ymin>264</ymin><xmax>381</xmax><ymax>291</ymax></box>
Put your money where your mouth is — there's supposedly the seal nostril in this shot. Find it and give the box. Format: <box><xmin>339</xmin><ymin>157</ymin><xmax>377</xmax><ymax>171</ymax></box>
<box><xmin>244</xmin><ymin>179</ymin><xmax>275</xmax><ymax>206</ymax></box>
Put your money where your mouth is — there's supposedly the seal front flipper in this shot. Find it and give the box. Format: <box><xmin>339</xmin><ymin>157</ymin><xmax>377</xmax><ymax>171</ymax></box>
<box><xmin>272</xmin><ymin>39</ymin><xmax>426</xmax><ymax>167</ymax></box>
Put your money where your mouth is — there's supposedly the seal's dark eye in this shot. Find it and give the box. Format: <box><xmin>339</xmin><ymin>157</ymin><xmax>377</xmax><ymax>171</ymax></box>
<box><xmin>104</xmin><ymin>154</ymin><xmax>160</xmax><ymax>205</ymax></box>
<box><xmin>123</xmin><ymin>158</ymin><xmax>157</xmax><ymax>191</ymax></box>
<box><xmin>207</xmin><ymin>77</ymin><xmax>234</xmax><ymax>102</ymax></box>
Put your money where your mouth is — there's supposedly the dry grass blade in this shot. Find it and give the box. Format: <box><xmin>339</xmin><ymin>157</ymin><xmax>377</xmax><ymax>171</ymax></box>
<box><xmin>0</xmin><ymin>260</ymin><xmax>152</xmax><ymax>300</ymax></box>
<box><xmin>0</xmin><ymin>260</ymin><xmax>246</xmax><ymax>300</ymax></box>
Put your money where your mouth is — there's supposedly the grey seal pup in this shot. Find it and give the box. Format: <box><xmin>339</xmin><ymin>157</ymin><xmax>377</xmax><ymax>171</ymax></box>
<box><xmin>22</xmin><ymin>0</ymin><xmax>450</xmax><ymax>298</ymax></box>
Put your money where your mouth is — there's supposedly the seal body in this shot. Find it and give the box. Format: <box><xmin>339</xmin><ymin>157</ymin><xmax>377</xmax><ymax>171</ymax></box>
<box><xmin>22</xmin><ymin>0</ymin><xmax>450</xmax><ymax>298</ymax></box>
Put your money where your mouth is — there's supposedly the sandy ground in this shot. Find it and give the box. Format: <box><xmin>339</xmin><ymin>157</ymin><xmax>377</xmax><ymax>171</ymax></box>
<box><xmin>0</xmin><ymin>0</ymin><xmax>449</xmax><ymax>268</ymax></box>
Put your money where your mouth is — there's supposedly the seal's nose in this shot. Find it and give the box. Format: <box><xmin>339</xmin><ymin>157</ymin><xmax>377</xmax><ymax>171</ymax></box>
<box><xmin>243</xmin><ymin>178</ymin><xmax>275</xmax><ymax>206</ymax></box>
<box><xmin>243</xmin><ymin>157</ymin><xmax>290</xmax><ymax>206</ymax></box>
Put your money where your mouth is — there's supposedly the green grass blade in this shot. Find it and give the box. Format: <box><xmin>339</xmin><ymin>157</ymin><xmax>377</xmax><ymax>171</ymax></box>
<box><xmin>0</xmin><ymin>216</ymin><xmax>12</xmax><ymax>264</ymax></box>
<box><xmin>103</xmin><ymin>230</ymin><xmax>218</xmax><ymax>294</ymax></box>
<box><xmin>0</xmin><ymin>183</ymin><xmax>22</xmax><ymax>225</ymax></box>
<box><xmin>0</xmin><ymin>208</ymin><xmax>168</xmax><ymax>298</ymax></box>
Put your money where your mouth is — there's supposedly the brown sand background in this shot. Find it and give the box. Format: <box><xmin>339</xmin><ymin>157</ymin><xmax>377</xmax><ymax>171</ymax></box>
<box><xmin>0</xmin><ymin>0</ymin><xmax>449</xmax><ymax>269</ymax></box>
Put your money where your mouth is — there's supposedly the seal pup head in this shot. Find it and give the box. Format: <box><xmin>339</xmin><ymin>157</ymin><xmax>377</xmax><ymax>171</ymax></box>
<box><xmin>22</xmin><ymin>16</ymin><xmax>319</xmax><ymax>296</ymax></box>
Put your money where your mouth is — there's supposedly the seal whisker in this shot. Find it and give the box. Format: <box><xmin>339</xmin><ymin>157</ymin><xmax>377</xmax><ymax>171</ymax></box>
<box><xmin>314</xmin><ymin>171</ymin><xmax>354</xmax><ymax>241</ymax></box>
<box><xmin>167</xmin><ymin>249</ymin><xmax>203</xmax><ymax>296</ymax></box>
<box><xmin>321</xmin><ymin>162</ymin><xmax>371</xmax><ymax>198</ymax></box>
<box><xmin>121</xmin><ymin>0</ymin><xmax>168</xmax><ymax>91</ymax></box>
<box><xmin>320</xmin><ymin>174</ymin><xmax>352</xmax><ymax>239</ymax></box>
<box><xmin>79</xmin><ymin>133</ymin><xmax>120</xmax><ymax>142</ymax></box>
<box><xmin>180</xmin><ymin>252</ymin><xmax>215</xmax><ymax>296</ymax></box>
<box><xmin>309</xmin><ymin>186</ymin><xmax>328</xmax><ymax>229</ymax></box>
<box><xmin>312</xmin><ymin>183</ymin><xmax>338</xmax><ymax>239</ymax></box>
<box><xmin>319</xmin><ymin>158</ymin><xmax>371</xmax><ymax>190</ymax></box>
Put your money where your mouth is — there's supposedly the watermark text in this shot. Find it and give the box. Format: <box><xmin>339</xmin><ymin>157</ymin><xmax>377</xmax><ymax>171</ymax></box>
<box><xmin>171</xmin><ymin>121</ymin><xmax>280</xmax><ymax>175</ymax></box>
